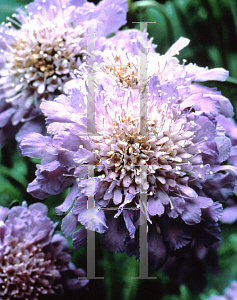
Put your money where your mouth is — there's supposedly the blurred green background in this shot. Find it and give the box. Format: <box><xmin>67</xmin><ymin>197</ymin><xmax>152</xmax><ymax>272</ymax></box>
<box><xmin>0</xmin><ymin>0</ymin><xmax>237</xmax><ymax>299</ymax></box>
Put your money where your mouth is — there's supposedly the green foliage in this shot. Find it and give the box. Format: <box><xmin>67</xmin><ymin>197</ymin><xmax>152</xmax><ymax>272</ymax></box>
<box><xmin>129</xmin><ymin>0</ymin><xmax>237</xmax><ymax>74</ymax></box>
<box><xmin>0</xmin><ymin>0</ymin><xmax>32</xmax><ymax>22</ymax></box>
<box><xmin>162</xmin><ymin>285</ymin><xmax>199</xmax><ymax>300</ymax></box>
<box><xmin>199</xmin><ymin>224</ymin><xmax>237</xmax><ymax>298</ymax></box>
<box><xmin>0</xmin><ymin>142</ymin><xmax>27</xmax><ymax>206</ymax></box>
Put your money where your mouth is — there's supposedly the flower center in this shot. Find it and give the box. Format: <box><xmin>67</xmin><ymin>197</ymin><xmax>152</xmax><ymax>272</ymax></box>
<box><xmin>92</xmin><ymin>98</ymin><xmax>199</xmax><ymax>191</ymax></box>
<box><xmin>0</xmin><ymin>239</ymin><xmax>60</xmax><ymax>298</ymax></box>
<box><xmin>94</xmin><ymin>50</ymin><xmax>141</xmax><ymax>89</ymax></box>
<box><xmin>2</xmin><ymin>18</ymin><xmax>85</xmax><ymax>100</ymax></box>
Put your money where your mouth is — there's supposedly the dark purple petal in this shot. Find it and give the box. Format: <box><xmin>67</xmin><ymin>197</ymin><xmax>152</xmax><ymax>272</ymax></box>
<box><xmin>56</xmin><ymin>184</ymin><xmax>79</xmax><ymax>215</ymax></box>
<box><xmin>124</xmin><ymin>231</ymin><xmax>139</xmax><ymax>259</ymax></box>
<box><xmin>147</xmin><ymin>222</ymin><xmax>168</xmax><ymax>271</ymax></box>
<box><xmin>0</xmin><ymin>107</ymin><xmax>16</xmax><ymax>127</ymax></box>
<box><xmin>62</xmin><ymin>211</ymin><xmax>78</xmax><ymax>237</ymax></box>
<box><xmin>192</xmin><ymin>219</ymin><xmax>221</xmax><ymax>247</ymax></box>
<box><xmin>181</xmin><ymin>201</ymin><xmax>202</xmax><ymax>225</ymax></box>
<box><xmin>168</xmin><ymin>197</ymin><xmax>186</xmax><ymax>218</ymax></box>
<box><xmin>202</xmin><ymin>202</ymin><xmax>223</xmax><ymax>223</ymax></box>
<box><xmin>159</xmin><ymin>216</ymin><xmax>192</xmax><ymax>251</ymax></box>
<box><xmin>72</xmin><ymin>226</ymin><xmax>88</xmax><ymax>250</ymax></box>
<box><xmin>202</xmin><ymin>171</ymin><xmax>236</xmax><ymax>202</ymax></box>
<box><xmin>100</xmin><ymin>212</ymin><xmax>128</xmax><ymax>253</ymax></box>
<box><xmin>123</xmin><ymin>210</ymin><xmax>136</xmax><ymax>239</ymax></box>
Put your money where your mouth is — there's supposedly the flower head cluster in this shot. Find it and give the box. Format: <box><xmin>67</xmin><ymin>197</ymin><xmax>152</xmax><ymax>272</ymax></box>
<box><xmin>21</xmin><ymin>36</ymin><xmax>237</xmax><ymax>270</ymax></box>
<box><xmin>208</xmin><ymin>281</ymin><xmax>237</xmax><ymax>300</ymax></box>
<box><xmin>0</xmin><ymin>201</ymin><xmax>88</xmax><ymax>299</ymax></box>
<box><xmin>0</xmin><ymin>0</ymin><xmax>127</xmax><ymax>145</ymax></box>
<box><xmin>66</xmin><ymin>29</ymin><xmax>157</xmax><ymax>94</ymax></box>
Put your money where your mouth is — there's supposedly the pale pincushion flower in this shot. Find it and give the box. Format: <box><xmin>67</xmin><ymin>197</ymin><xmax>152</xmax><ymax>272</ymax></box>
<box><xmin>65</xmin><ymin>29</ymin><xmax>157</xmax><ymax>94</ymax></box>
<box><xmin>0</xmin><ymin>0</ymin><xmax>127</xmax><ymax>146</ymax></box>
<box><xmin>21</xmin><ymin>36</ymin><xmax>237</xmax><ymax>270</ymax></box>
<box><xmin>69</xmin><ymin>34</ymin><xmax>232</xmax><ymax>116</ymax></box>
<box><xmin>0</xmin><ymin>202</ymin><xmax>88</xmax><ymax>299</ymax></box>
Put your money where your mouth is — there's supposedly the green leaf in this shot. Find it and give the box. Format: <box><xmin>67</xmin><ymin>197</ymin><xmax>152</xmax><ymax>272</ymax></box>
<box><xmin>102</xmin><ymin>249</ymin><xmax>139</xmax><ymax>300</ymax></box>
<box><xmin>131</xmin><ymin>0</ymin><xmax>174</xmax><ymax>51</ymax></box>
<box><xmin>226</xmin><ymin>76</ymin><xmax>237</xmax><ymax>86</ymax></box>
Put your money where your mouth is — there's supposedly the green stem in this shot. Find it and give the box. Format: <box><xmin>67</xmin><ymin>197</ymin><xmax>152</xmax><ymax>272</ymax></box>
<box><xmin>226</xmin><ymin>76</ymin><xmax>237</xmax><ymax>86</ymax></box>
<box><xmin>229</xmin><ymin>0</ymin><xmax>237</xmax><ymax>36</ymax></box>
<box><xmin>102</xmin><ymin>249</ymin><xmax>139</xmax><ymax>300</ymax></box>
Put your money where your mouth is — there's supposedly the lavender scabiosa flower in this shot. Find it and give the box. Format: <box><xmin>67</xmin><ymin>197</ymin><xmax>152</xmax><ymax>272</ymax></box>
<box><xmin>0</xmin><ymin>201</ymin><xmax>88</xmax><ymax>299</ymax></box>
<box><xmin>64</xmin><ymin>29</ymin><xmax>157</xmax><ymax>94</ymax></box>
<box><xmin>70</xmin><ymin>35</ymin><xmax>232</xmax><ymax>119</ymax></box>
<box><xmin>0</xmin><ymin>0</ymin><xmax>127</xmax><ymax>145</ymax></box>
<box><xmin>208</xmin><ymin>281</ymin><xmax>237</xmax><ymax>300</ymax></box>
<box><xmin>20</xmin><ymin>37</ymin><xmax>237</xmax><ymax>270</ymax></box>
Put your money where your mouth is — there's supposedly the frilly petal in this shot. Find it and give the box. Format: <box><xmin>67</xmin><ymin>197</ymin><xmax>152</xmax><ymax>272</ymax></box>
<box><xmin>62</xmin><ymin>211</ymin><xmax>78</xmax><ymax>237</ymax></box>
<box><xmin>20</xmin><ymin>133</ymin><xmax>52</xmax><ymax>159</ymax></box>
<box><xmin>214</xmin><ymin>136</ymin><xmax>232</xmax><ymax>163</ymax></box>
<box><xmin>147</xmin><ymin>223</ymin><xmax>168</xmax><ymax>271</ymax></box>
<box><xmin>148</xmin><ymin>198</ymin><xmax>165</xmax><ymax>216</ymax></box>
<box><xmin>78</xmin><ymin>207</ymin><xmax>108</xmax><ymax>233</ymax></box>
<box><xmin>194</xmin><ymin>68</ymin><xmax>229</xmax><ymax>82</ymax></box>
<box><xmin>202</xmin><ymin>171</ymin><xmax>236</xmax><ymax>202</ymax></box>
<box><xmin>100</xmin><ymin>212</ymin><xmax>128</xmax><ymax>253</ymax></box>
<box><xmin>72</xmin><ymin>226</ymin><xmax>87</xmax><ymax>250</ymax></box>
<box><xmin>56</xmin><ymin>184</ymin><xmax>78</xmax><ymax>215</ymax></box>
<box><xmin>123</xmin><ymin>210</ymin><xmax>136</xmax><ymax>239</ymax></box>
<box><xmin>0</xmin><ymin>206</ymin><xmax>10</xmax><ymax>222</ymax></box>
<box><xmin>165</xmin><ymin>37</ymin><xmax>190</xmax><ymax>58</ymax></box>
<box><xmin>220</xmin><ymin>205</ymin><xmax>237</xmax><ymax>224</ymax></box>
<box><xmin>159</xmin><ymin>216</ymin><xmax>192</xmax><ymax>251</ymax></box>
